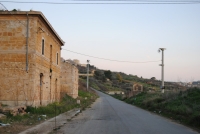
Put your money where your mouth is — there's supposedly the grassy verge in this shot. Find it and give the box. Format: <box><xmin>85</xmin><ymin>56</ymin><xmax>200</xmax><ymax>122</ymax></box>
<box><xmin>0</xmin><ymin>80</ymin><xmax>98</xmax><ymax>134</ymax></box>
<box><xmin>78</xmin><ymin>90</ymin><xmax>98</xmax><ymax>110</ymax></box>
<box><xmin>89</xmin><ymin>78</ymin><xmax>122</xmax><ymax>92</ymax></box>
<box><xmin>112</xmin><ymin>87</ymin><xmax>200</xmax><ymax>131</ymax></box>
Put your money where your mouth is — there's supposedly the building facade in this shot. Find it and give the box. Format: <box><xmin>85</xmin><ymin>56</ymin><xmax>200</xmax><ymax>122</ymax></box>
<box><xmin>60</xmin><ymin>58</ymin><xmax>78</xmax><ymax>99</ymax></box>
<box><xmin>0</xmin><ymin>11</ymin><xmax>64</xmax><ymax>107</ymax></box>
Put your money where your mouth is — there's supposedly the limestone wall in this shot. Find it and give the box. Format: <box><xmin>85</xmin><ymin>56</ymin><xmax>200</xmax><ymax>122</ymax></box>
<box><xmin>0</xmin><ymin>14</ymin><xmax>36</xmax><ymax>106</ymax></box>
<box><xmin>133</xmin><ymin>84</ymin><xmax>143</xmax><ymax>91</ymax></box>
<box><xmin>33</xmin><ymin>16</ymin><xmax>62</xmax><ymax>106</ymax></box>
<box><xmin>60</xmin><ymin>61</ymin><xmax>78</xmax><ymax>99</ymax></box>
<box><xmin>0</xmin><ymin>12</ymin><xmax>63</xmax><ymax>107</ymax></box>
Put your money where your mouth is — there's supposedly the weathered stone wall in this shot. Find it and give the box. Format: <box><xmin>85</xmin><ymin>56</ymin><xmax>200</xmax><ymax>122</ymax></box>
<box><xmin>0</xmin><ymin>12</ymin><xmax>63</xmax><ymax>107</ymax></box>
<box><xmin>33</xmin><ymin>16</ymin><xmax>61</xmax><ymax>106</ymax></box>
<box><xmin>60</xmin><ymin>60</ymin><xmax>78</xmax><ymax>99</ymax></box>
<box><xmin>126</xmin><ymin>84</ymin><xmax>143</xmax><ymax>98</ymax></box>
<box><xmin>0</xmin><ymin>14</ymin><xmax>37</xmax><ymax>106</ymax></box>
<box><xmin>133</xmin><ymin>84</ymin><xmax>143</xmax><ymax>91</ymax></box>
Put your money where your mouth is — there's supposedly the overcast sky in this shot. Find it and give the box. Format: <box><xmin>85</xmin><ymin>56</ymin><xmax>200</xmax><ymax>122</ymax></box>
<box><xmin>1</xmin><ymin>0</ymin><xmax>200</xmax><ymax>82</ymax></box>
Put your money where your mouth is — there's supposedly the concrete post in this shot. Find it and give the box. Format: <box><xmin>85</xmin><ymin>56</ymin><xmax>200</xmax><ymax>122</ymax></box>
<box><xmin>159</xmin><ymin>48</ymin><xmax>166</xmax><ymax>93</ymax></box>
<box><xmin>87</xmin><ymin>60</ymin><xmax>90</xmax><ymax>90</ymax></box>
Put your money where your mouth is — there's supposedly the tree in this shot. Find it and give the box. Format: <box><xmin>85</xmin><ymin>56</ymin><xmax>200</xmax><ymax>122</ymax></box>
<box><xmin>94</xmin><ymin>70</ymin><xmax>106</xmax><ymax>82</ymax></box>
<box><xmin>116</xmin><ymin>73</ymin><xmax>122</xmax><ymax>82</ymax></box>
<box><xmin>102</xmin><ymin>75</ymin><xmax>106</xmax><ymax>82</ymax></box>
<box><xmin>104</xmin><ymin>70</ymin><xmax>112</xmax><ymax>80</ymax></box>
<box><xmin>94</xmin><ymin>71</ymin><xmax>100</xmax><ymax>79</ymax></box>
<box><xmin>12</xmin><ymin>9</ymin><xmax>17</xmax><ymax>11</ymax></box>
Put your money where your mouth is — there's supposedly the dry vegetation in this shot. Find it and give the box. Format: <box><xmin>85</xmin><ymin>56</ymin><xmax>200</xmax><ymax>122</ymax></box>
<box><xmin>112</xmin><ymin>87</ymin><xmax>200</xmax><ymax>131</ymax></box>
<box><xmin>0</xmin><ymin>79</ymin><xmax>98</xmax><ymax>134</ymax></box>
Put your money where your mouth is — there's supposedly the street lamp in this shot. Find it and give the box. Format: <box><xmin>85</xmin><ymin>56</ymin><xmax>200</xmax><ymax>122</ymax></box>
<box><xmin>158</xmin><ymin>48</ymin><xmax>166</xmax><ymax>93</ymax></box>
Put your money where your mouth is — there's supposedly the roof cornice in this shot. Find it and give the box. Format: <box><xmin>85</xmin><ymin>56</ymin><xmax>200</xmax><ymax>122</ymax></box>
<box><xmin>0</xmin><ymin>11</ymin><xmax>65</xmax><ymax>46</ymax></box>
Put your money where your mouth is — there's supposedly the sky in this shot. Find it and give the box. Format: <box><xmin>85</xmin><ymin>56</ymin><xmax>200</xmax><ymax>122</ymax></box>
<box><xmin>1</xmin><ymin>0</ymin><xmax>200</xmax><ymax>82</ymax></box>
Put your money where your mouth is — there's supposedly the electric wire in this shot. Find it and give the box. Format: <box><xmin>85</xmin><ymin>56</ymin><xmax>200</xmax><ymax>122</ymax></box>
<box><xmin>1</xmin><ymin>2</ymin><xmax>160</xmax><ymax>64</ymax></box>
<box><xmin>73</xmin><ymin>0</ymin><xmax>200</xmax><ymax>1</ymax></box>
<box><xmin>0</xmin><ymin>0</ymin><xmax>200</xmax><ymax>4</ymax></box>
<box><xmin>62</xmin><ymin>49</ymin><xmax>161</xmax><ymax>63</ymax></box>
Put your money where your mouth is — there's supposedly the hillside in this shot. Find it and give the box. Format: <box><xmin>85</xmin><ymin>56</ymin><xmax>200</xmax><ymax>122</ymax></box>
<box><xmin>82</xmin><ymin>69</ymin><xmax>200</xmax><ymax>131</ymax></box>
<box><xmin>85</xmin><ymin>69</ymin><xmax>183</xmax><ymax>93</ymax></box>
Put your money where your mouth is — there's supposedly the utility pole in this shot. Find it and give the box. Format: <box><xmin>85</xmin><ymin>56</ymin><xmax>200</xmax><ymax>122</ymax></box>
<box><xmin>87</xmin><ymin>60</ymin><xmax>90</xmax><ymax>90</ymax></box>
<box><xmin>158</xmin><ymin>48</ymin><xmax>166</xmax><ymax>93</ymax></box>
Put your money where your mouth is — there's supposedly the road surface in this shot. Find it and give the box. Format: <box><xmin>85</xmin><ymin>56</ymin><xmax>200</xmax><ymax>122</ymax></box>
<box><xmin>56</xmin><ymin>90</ymin><xmax>198</xmax><ymax>134</ymax></box>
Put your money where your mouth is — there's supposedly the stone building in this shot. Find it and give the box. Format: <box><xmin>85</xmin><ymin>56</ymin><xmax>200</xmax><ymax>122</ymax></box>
<box><xmin>60</xmin><ymin>58</ymin><xmax>79</xmax><ymax>99</ymax></box>
<box><xmin>126</xmin><ymin>83</ymin><xmax>143</xmax><ymax>98</ymax></box>
<box><xmin>0</xmin><ymin>11</ymin><xmax>65</xmax><ymax>107</ymax></box>
<box><xmin>133</xmin><ymin>84</ymin><xmax>143</xmax><ymax>92</ymax></box>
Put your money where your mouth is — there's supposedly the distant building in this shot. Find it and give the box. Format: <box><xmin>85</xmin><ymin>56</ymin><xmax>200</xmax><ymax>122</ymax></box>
<box><xmin>126</xmin><ymin>83</ymin><xmax>143</xmax><ymax>98</ymax></box>
<box><xmin>177</xmin><ymin>82</ymin><xmax>186</xmax><ymax>86</ymax></box>
<box><xmin>133</xmin><ymin>84</ymin><xmax>143</xmax><ymax>92</ymax></box>
<box><xmin>65</xmin><ymin>59</ymin><xmax>80</xmax><ymax>66</ymax></box>
<box><xmin>106</xmin><ymin>91</ymin><xmax>124</xmax><ymax>95</ymax></box>
<box><xmin>192</xmin><ymin>81</ymin><xmax>200</xmax><ymax>87</ymax></box>
<box><xmin>73</xmin><ymin>59</ymin><xmax>80</xmax><ymax>65</ymax></box>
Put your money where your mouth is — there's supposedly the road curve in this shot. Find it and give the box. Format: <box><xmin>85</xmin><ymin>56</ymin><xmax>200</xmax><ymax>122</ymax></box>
<box><xmin>57</xmin><ymin>90</ymin><xmax>199</xmax><ymax>134</ymax></box>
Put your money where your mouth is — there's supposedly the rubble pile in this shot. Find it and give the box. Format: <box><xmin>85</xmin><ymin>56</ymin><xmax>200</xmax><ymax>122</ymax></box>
<box><xmin>0</xmin><ymin>105</ymin><xmax>26</xmax><ymax>116</ymax></box>
<box><xmin>0</xmin><ymin>113</ymin><xmax>6</xmax><ymax>120</ymax></box>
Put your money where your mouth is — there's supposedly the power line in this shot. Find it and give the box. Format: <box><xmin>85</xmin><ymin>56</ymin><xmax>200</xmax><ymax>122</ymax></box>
<box><xmin>0</xmin><ymin>0</ymin><xmax>200</xmax><ymax>4</ymax></box>
<box><xmin>62</xmin><ymin>49</ymin><xmax>161</xmax><ymax>63</ymax></box>
<box><xmin>74</xmin><ymin>0</ymin><xmax>200</xmax><ymax>2</ymax></box>
<box><xmin>73</xmin><ymin>0</ymin><xmax>200</xmax><ymax>2</ymax></box>
<box><xmin>0</xmin><ymin>2</ymin><xmax>160</xmax><ymax>64</ymax></box>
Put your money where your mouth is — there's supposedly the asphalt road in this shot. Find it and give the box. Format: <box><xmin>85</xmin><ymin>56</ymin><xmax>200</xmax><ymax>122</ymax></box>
<box><xmin>57</xmin><ymin>90</ymin><xmax>199</xmax><ymax>134</ymax></box>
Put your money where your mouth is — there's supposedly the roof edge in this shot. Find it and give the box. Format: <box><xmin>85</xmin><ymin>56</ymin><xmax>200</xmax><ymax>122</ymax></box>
<box><xmin>0</xmin><ymin>11</ymin><xmax>65</xmax><ymax>46</ymax></box>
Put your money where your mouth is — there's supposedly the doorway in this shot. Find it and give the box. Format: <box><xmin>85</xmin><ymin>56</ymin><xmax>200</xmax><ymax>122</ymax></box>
<box><xmin>55</xmin><ymin>79</ymin><xmax>57</xmax><ymax>101</ymax></box>
<box><xmin>40</xmin><ymin>73</ymin><xmax>43</xmax><ymax>105</ymax></box>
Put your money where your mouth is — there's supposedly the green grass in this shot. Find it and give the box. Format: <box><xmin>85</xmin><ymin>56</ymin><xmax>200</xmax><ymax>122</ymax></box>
<box><xmin>90</xmin><ymin>82</ymin><xmax>100</xmax><ymax>90</ymax></box>
<box><xmin>0</xmin><ymin>79</ymin><xmax>99</xmax><ymax>133</ymax></box>
<box><xmin>78</xmin><ymin>90</ymin><xmax>98</xmax><ymax>110</ymax></box>
<box><xmin>90</xmin><ymin>79</ymin><xmax>123</xmax><ymax>92</ymax></box>
<box><xmin>0</xmin><ymin>90</ymin><xmax>98</xmax><ymax>128</ymax></box>
<box><xmin>0</xmin><ymin>94</ymin><xmax>79</xmax><ymax>124</ymax></box>
<box><xmin>112</xmin><ymin>87</ymin><xmax>200</xmax><ymax>130</ymax></box>
<box><xmin>26</xmin><ymin>94</ymin><xmax>79</xmax><ymax>118</ymax></box>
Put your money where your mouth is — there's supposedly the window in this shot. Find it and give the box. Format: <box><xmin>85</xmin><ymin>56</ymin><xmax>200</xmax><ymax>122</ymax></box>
<box><xmin>42</xmin><ymin>39</ymin><xmax>45</xmax><ymax>55</ymax></box>
<box><xmin>56</xmin><ymin>52</ymin><xmax>58</xmax><ymax>65</ymax></box>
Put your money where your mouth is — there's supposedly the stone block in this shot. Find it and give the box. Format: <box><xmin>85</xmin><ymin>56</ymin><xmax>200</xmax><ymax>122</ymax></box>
<box><xmin>0</xmin><ymin>113</ymin><xmax>6</xmax><ymax>120</ymax></box>
<box><xmin>3</xmin><ymin>32</ymin><xmax>7</xmax><ymax>36</ymax></box>
<box><xmin>8</xmin><ymin>32</ymin><xmax>12</xmax><ymax>36</ymax></box>
<box><xmin>2</xmin><ymin>41</ymin><xmax>8</xmax><ymax>44</ymax></box>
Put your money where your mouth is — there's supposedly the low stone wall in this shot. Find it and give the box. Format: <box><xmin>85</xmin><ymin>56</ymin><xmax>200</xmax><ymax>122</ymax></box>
<box><xmin>126</xmin><ymin>91</ymin><xmax>142</xmax><ymax>98</ymax></box>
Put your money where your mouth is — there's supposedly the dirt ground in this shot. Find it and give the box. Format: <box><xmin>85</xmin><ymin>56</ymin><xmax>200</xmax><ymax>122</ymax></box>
<box><xmin>0</xmin><ymin>108</ymin><xmax>80</xmax><ymax>134</ymax></box>
<box><xmin>0</xmin><ymin>117</ymin><xmax>48</xmax><ymax>134</ymax></box>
